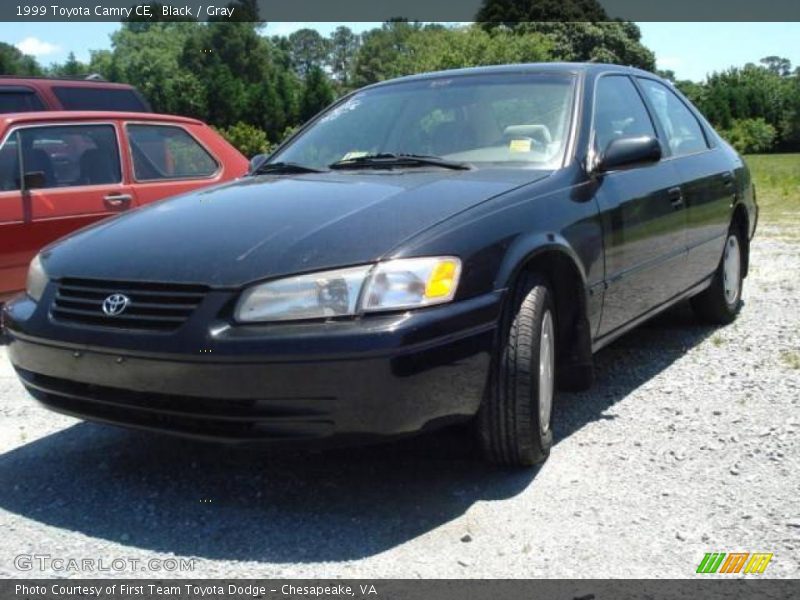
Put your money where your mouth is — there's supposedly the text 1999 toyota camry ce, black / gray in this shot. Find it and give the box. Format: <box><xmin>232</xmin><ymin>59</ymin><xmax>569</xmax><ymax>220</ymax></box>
<box><xmin>3</xmin><ymin>63</ymin><xmax>757</xmax><ymax>466</ymax></box>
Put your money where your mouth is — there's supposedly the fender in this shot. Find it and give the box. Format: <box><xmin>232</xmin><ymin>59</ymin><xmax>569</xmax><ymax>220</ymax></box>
<box><xmin>495</xmin><ymin>232</ymin><xmax>597</xmax><ymax>392</ymax></box>
<box><xmin>495</xmin><ymin>231</ymin><xmax>589</xmax><ymax>292</ymax></box>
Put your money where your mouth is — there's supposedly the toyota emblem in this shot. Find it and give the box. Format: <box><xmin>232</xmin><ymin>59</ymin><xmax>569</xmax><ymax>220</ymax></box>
<box><xmin>102</xmin><ymin>293</ymin><xmax>130</xmax><ymax>316</ymax></box>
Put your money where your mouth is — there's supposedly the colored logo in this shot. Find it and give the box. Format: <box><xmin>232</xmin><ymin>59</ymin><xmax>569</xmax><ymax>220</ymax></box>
<box><xmin>697</xmin><ymin>552</ymin><xmax>773</xmax><ymax>574</ymax></box>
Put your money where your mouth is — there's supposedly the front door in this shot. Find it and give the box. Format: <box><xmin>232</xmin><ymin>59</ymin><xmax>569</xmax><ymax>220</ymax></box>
<box><xmin>591</xmin><ymin>74</ymin><xmax>688</xmax><ymax>338</ymax></box>
<box><xmin>0</xmin><ymin>122</ymin><xmax>136</xmax><ymax>300</ymax></box>
<box><xmin>636</xmin><ymin>77</ymin><xmax>735</xmax><ymax>286</ymax></box>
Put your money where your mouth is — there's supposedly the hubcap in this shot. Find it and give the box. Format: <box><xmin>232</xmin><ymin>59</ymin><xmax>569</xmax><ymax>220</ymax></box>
<box><xmin>538</xmin><ymin>310</ymin><xmax>555</xmax><ymax>434</ymax></box>
<box><xmin>722</xmin><ymin>234</ymin><xmax>741</xmax><ymax>305</ymax></box>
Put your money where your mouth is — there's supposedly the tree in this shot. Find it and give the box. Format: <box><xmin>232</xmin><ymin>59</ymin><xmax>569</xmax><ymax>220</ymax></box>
<box><xmin>300</xmin><ymin>65</ymin><xmax>334</xmax><ymax>121</ymax></box>
<box><xmin>350</xmin><ymin>20</ymin><xmax>423</xmax><ymax>86</ymax></box>
<box><xmin>719</xmin><ymin>118</ymin><xmax>777</xmax><ymax>154</ymax></box>
<box><xmin>288</xmin><ymin>28</ymin><xmax>330</xmax><ymax>76</ymax></box>
<box><xmin>475</xmin><ymin>0</ymin><xmax>654</xmax><ymax>71</ymax></box>
<box><xmin>760</xmin><ymin>56</ymin><xmax>792</xmax><ymax>77</ymax></box>
<box><xmin>512</xmin><ymin>22</ymin><xmax>655</xmax><ymax>70</ymax></box>
<box><xmin>0</xmin><ymin>41</ymin><xmax>42</xmax><ymax>75</ymax></box>
<box><xmin>329</xmin><ymin>26</ymin><xmax>360</xmax><ymax>88</ymax></box>
<box><xmin>49</xmin><ymin>52</ymin><xmax>89</xmax><ymax>78</ymax></box>
<box><xmin>476</xmin><ymin>0</ymin><xmax>608</xmax><ymax>25</ymax></box>
<box><xmin>216</xmin><ymin>121</ymin><xmax>269</xmax><ymax>156</ymax></box>
<box><xmin>394</xmin><ymin>25</ymin><xmax>551</xmax><ymax>74</ymax></box>
<box><xmin>109</xmin><ymin>22</ymin><xmax>198</xmax><ymax>114</ymax></box>
<box><xmin>87</xmin><ymin>49</ymin><xmax>115</xmax><ymax>79</ymax></box>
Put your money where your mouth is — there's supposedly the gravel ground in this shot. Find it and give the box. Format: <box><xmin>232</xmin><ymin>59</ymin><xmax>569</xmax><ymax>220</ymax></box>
<box><xmin>0</xmin><ymin>234</ymin><xmax>798</xmax><ymax>579</ymax></box>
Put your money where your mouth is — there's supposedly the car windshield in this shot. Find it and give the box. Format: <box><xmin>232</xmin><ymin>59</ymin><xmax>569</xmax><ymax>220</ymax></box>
<box><xmin>271</xmin><ymin>72</ymin><xmax>576</xmax><ymax>170</ymax></box>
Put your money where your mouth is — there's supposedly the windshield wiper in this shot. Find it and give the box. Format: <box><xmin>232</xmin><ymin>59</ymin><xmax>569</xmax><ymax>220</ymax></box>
<box><xmin>252</xmin><ymin>161</ymin><xmax>327</xmax><ymax>175</ymax></box>
<box><xmin>328</xmin><ymin>153</ymin><xmax>471</xmax><ymax>171</ymax></box>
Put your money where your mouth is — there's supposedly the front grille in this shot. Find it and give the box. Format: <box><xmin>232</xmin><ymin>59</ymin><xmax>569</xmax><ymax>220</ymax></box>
<box><xmin>51</xmin><ymin>278</ymin><xmax>207</xmax><ymax>331</ymax></box>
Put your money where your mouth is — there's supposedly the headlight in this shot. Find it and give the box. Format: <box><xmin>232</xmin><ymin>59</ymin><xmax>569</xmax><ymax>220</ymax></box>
<box><xmin>361</xmin><ymin>257</ymin><xmax>461</xmax><ymax>312</ymax></box>
<box><xmin>26</xmin><ymin>254</ymin><xmax>48</xmax><ymax>302</ymax></box>
<box><xmin>234</xmin><ymin>256</ymin><xmax>461</xmax><ymax>323</ymax></box>
<box><xmin>235</xmin><ymin>265</ymin><xmax>372</xmax><ymax>322</ymax></box>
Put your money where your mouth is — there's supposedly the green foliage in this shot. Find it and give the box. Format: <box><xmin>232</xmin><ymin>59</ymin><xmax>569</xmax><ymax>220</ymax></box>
<box><xmin>288</xmin><ymin>28</ymin><xmax>330</xmax><ymax>76</ymax></box>
<box><xmin>679</xmin><ymin>59</ymin><xmax>800</xmax><ymax>152</ymax></box>
<box><xmin>350</xmin><ymin>23</ymin><xmax>552</xmax><ymax>87</ymax></box>
<box><xmin>0</xmin><ymin>41</ymin><xmax>42</xmax><ymax>75</ymax></box>
<box><xmin>329</xmin><ymin>26</ymin><xmax>360</xmax><ymax>88</ymax></box>
<box><xmin>300</xmin><ymin>65</ymin><xmax>334</xmax><ymax>121</ymax></box>
<box><xmin>48</xmin><ymin>52</ymin><xmax>89</xmax><ymax>78</ymax></box>
<box><xmin>476</xmin><ymin>1</ymin><xmax>654</xmax><ymax>71</ymax></box>
<box><xmin>476</xmin><ymin>0</ymin><xmax>608</xmax><ymax>23</ymax></box>
<box><xmin>108</xmin><ymin>22</ymin><xmax>200</xmax><ymax>115</ymax></box>
<box><xmin>720</xmin><ymin>118</ymin><xmax>777</xmax><ymax>154</ymax></box>
<box><xmin>216</xmin><ymin>121</ymin><xmax>270</xmax><ymax>157</ymax></box>
<box><xmin>512</xmin><ymin>22</ymin><xmax>655</xmax><ymax>71</ymax></box>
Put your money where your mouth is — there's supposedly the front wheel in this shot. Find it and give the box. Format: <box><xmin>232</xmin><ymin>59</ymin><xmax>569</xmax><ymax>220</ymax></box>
<box><xmin>691</xmin><ymin>227</ymin><xmax>744</xmax><ymax>324</ymax></box>
<box><xmin>478</xmin><ymin>272</ymin><xmax>555</xmax><ymax>466</ymax></box>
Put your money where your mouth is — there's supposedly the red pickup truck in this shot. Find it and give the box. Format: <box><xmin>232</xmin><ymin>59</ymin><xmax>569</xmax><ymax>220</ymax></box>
<box><xmin>0</xmin><ymin>111</ymin><xmax>249</xmax><ymax>301</ymax></box>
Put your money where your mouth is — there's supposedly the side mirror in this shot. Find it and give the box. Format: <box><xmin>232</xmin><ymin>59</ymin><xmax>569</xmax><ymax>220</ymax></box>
<box><xmin>22</xmin><ymin>171</ymin><xmax>46</xmax><ymax>190</ymax></box>
<box><xmin>596</xmin><ymin>136</ymin><xmax>662</xmax><ymax>173</ymax></box>
<box><xmin>248</xmin><ymin>153</ymin><xmax>268</xmax><ymax>174</ymax></box>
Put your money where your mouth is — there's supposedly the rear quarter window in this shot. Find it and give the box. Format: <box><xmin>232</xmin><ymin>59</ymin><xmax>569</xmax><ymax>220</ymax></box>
<box><xmin>53</xmin><ymin>86</ymin><xmax>149</xmax><ymax>112</ymax></box>
<box><xmin>0</xmin><ymin>87</ymin><xmax>45</xmax><ymax>113</ymax></box>
<box><xmin>127</xmin><ymin>124</ymin><xmax>218</xmax><ymax>181</ymax></box>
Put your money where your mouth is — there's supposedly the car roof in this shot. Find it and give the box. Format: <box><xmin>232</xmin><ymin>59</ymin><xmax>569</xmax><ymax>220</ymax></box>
<box><xmin>365</xmin><ymin>62</ymin><xmax>658</xmax><ymax>89</ymax></box>
<box><xmin>0</xmin><ymin>111</ymin><xmax>205</xmax><ymax>127</ymax></box>
<box><xmin>0</xmin><ymin>76</ymin><xmax>137</xmax><ymax>89</ymax></box>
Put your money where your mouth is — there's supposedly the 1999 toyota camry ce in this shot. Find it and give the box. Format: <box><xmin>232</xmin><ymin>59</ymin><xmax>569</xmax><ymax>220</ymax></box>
<box><xmin>3</xmin><ymin>63</ymin><xmax>757</xmax><ymax>466</ymax></box>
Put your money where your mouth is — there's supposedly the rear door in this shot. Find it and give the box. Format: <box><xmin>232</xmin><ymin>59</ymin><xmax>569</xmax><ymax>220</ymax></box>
<box><xmin>0</xmin><ymin>121</ymin><xmax>137</xmax><ymax>299</ymax></box>
<box><xmin>636</xmin><ymin>77</ymin><xmax>734</xmax><ymax>285</ymax></box>
<box><xmin>592</xmin><ymin>74</ymin><xmax>688</xmax><ymax>337</ymax></box>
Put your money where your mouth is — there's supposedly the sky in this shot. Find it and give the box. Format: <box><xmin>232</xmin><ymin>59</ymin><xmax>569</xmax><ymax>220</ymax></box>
<box><xmin>1</xmin><ymin>22</ymin><xmax>799</xmax><ymax>82</ymax></box>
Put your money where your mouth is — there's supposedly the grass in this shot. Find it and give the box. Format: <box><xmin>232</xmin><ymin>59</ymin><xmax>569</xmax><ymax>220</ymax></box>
<box><xmin>745</xmin><ymin>154</ymin><xmax>800</xmax><ymax>233</ymax></box>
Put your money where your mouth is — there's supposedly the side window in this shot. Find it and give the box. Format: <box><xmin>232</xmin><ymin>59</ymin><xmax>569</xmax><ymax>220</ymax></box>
<box><xmin>638</xmin><ymin>78</ymin><xmax>708</xmax><ymax>156</ymax></box>
<box><xmin>0</xmin><ymin>88</ymin><xmax>45</xmax><ymax>114</ymax></box>
<box><xmin>53</xmin><ymin>87</ymin><xmax>149</xmax><ymax>112</ymax></box>
<box><xmin>127</xmin><ymin>124</ymin><xmax>218</xmax><ymax>181</ymax></box>
<box><xmin>593</xmin><ymin>75</ymin><xmax>656</xmax><ymax>153</ymax></box>
<box><xmin>0</xmin><ymin>124</ymin><xmax>121</xmax><ymax>190</ymax></box>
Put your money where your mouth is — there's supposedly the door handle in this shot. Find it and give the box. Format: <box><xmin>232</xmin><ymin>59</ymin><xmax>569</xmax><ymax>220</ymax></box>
<box><xmin>720</xmin><ymin>171</ymin><xmax>735</xmax><ymax>193</ymax></box>
<box><xmin>103</xmin><ymin>193</ymin><xmax>132</xmax><ymax>209</ymax></box>
<box><xmin>667</xmin><ymin>186</ymin><xmax>684</xmax><ymax>209</ymax></box>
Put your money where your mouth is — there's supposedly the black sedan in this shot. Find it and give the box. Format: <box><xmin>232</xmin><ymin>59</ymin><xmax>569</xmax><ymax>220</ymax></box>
<box><xmin>3</xmin><ymin>63</ymin><xmax>757</xmax><ymax>466</ymax></box>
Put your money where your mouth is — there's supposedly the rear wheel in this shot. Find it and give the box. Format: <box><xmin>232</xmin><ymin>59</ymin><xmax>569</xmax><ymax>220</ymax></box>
<box><xmin>691</xmin><ymin>226</ymin><xmax>744</xmax><ymax>324</ymax></box>
<box><xmin>478</xmin><ymin>272</ymin><xmax>555</xmax><ymax>466</ymax></box>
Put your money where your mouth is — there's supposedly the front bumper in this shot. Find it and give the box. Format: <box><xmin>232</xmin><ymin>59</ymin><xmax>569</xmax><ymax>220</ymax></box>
<box><xmin>3</xmin><ymin>290</ymin><xmax>501</xmax><ymax>444</ymax></box>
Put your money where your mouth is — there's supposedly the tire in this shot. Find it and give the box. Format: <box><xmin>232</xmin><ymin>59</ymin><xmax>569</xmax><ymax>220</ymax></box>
<box><xmin>691</xmin><ymin>225</ymin><xmax>744</xmax><ymax>325</ymax></box>
<box><xmin>478</xmin><ymin>272</ymin><xmax>555</xmax><ymax>466</ymax></box>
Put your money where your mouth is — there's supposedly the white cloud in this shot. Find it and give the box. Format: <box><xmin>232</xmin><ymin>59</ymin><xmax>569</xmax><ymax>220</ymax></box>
<box><xmin>15</xmin><ymin>36</ymin><xmax>61</xmax><ymax>57</ymax></box>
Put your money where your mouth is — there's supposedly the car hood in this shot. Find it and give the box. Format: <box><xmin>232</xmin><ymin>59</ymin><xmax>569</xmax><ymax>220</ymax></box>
<box><xmin>43</xmin><ymin>169</ymin><xmax>549</xmax><ymax>287</ymax></box>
